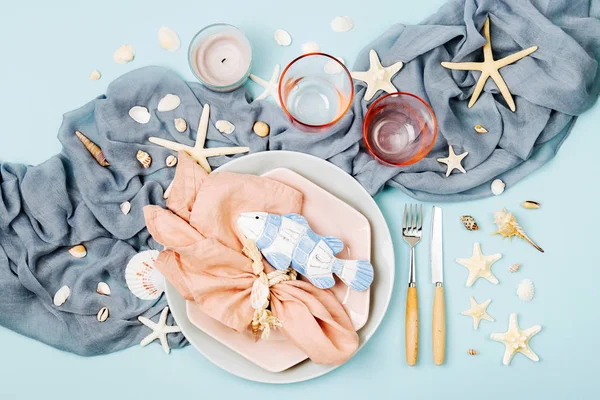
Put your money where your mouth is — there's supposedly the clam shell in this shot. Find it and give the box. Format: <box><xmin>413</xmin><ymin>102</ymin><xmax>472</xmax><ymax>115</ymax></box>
<box><xmin>253</xmin><ymin>121</ymin><xmax>270</xmax><ymax>137</ymax></box>
<box><xmin>522</xmin><ymin>201</ymin><xmax>540</xmax><ymax>209</ymax></box>
<box><xmin>517</xmin><ymin>279</ymin><xmax>535</xmax><ymax>302</ymax></box>
<box><xmin>69</xmin><ymin>244</ymin><xmax>87</xmax><ymax>258</ymax></box>
<box><xmin>89</xmin><ymin>70</ymin><xmax>101</xmax><ymax>80</ymax></box>
<box><xmin>166</xmin><ymin>155</ymin><xmax>177</xmax><ymax>167</ymax></box>
<box><xmin>174</xmin><ymin>118</ymin><xmax>187</xmax><ymax>132</ymax></box>
<box><xmin>274</xmin><ymin>29</ymin><xmax>292</xmax><ymax>46</ymax></box>
<box><xmin>120</xmin><ymin>201</ymin><xmax>131</xmax><ymax>215</ymax></box>
<box><xmin>125</xmin><ymin>250</ymin><xmax>165</xmax><ymax>300</ymax></box>
<box><xmin>331</xmin><ymin>16</ymin><xmax>354</xmax><ymax>33</ymax></box>
<box><xmin>491</xmin><ymin>179</ymin><xmax>505</xmax><ymax>195</ymax></box>
<box><xmin>474</xmin><ymin>125</ymin><xmax>488</xmax><ymax>134</ymax></box>
<box><xmin>158</xmin><ymin>27</ymin><xmax>180</xmax><ymax>52</ymax></box>
<box><xmin>75</xmin><ymin>130</ymin><xmax>109</xmax><ymax>167</ymax></box>
<box><xmin>215</xmin><ymin>120</ymin><xmax>235</xmax><ymax>134</ymax></box>
<box><xmin>97</xmin><ymin>306</ymin><xmax>109</xmax><ymax>322</ymax></box>
<box><xmin>96</xmin><ymin>282</ymin><xmax>111</xmax><ymax>296</ymax></box>
<box><xmin>324</xmin><ymin>57</ymin><xmax>345</xmax><ymax>74</ymax></box>
<box><xmin>509</xmin><ymin>263</ymin><xmax>521</xmax><ymax>273</ymax></box>
<box><xmin>157</xmin><ymin>94</ymin><xmax>181</xmax><ymax>112</ymax></box>
<box><xmin>301</xmin><ymin>41</ymin><xmax>320</xmax><ymax>54</ymax></box>
<box><xmin>53</xmin><ymin>285</ymin><xmax>71</xmax><ymax>306</ymax></box>
<box><xmin>136</xmin><ymin>150</ymin><xmax>152</xmax><ymax>169</ymax></box>
<box><xmin>113</xmin><ymin>44</ymin><xmax>135</xmax><ymax>64</ymax></box>
<box><xmin>129</xmin><ymin>106</ymin><xmax>151</xmax><ymax>124</ymax></box>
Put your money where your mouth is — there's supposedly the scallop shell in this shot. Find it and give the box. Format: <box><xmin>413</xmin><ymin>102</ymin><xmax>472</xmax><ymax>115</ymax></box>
<box><xmin>97</xmin><ymin>306</ymin><xmax>109</xmax><ymax>322</ymax></box>
<box><xmin>253</xmin><ymin>121</ymin><xmax>270</xmax><ymax>137</ymax></box>
<box><xmin>460</xmin><ymin>215</ymin><xmax>479</xmax><ymax>231</ymax></box>
<box><xmin>157</xmin><ymin>94</ymin><xmax>181</xmax><ymax>112</ymax></box>
<box><xmin>331</xmin><ymin>16</ymin><xmax>354</xmax><ymax>33</ymax></box>
<box><xmin>324</xmin><ymin>57</ymin><xmax>345</xmax><ymax>74</ymax></box>
<box><xmin>125</xmin><ymin>250</ymin><xmax>165</xmax><ymax>300</ymax></box>
<box><xmin>493</xmin><ymin>208</ymin><xmax>544</xmax><ymax>253</ymax></box>
<box><xmin>136</xmin><ymin>150</ymin><xmax>152</xmax><ymax>169</ymax></box>
<box><xmin>517</xmin><ymin>279</ymin><xmax>535</xmax><ymax>302</ymax></box>
<box><xmin>113</xmin><ymin>44</ymin><xmax>135</xmax><ymax>64</ymax></box>
<box><xmin>129</xmin><ymin>106</ymin><xmax>151</xmax><ymax>124</ymax></box>
<box><xmin>89</xmin><ymin>70</ymin><xmax>101</xmax><ymax>80</ymax></box>
<box><xmin>120</xmin><ymin>201</ymin><xmax>131</xmax><ymax>215</ymax></box>
<box><xmin>274</xmin><ymin>29</ymin><xmax>292</xmax><ymax>46</ymax></box>
<box><xmin>250</xmin><ymin>278</ymin><xmax>270</xmax><ymax>310</ymax></box>
<box><xmin>53</xmin><ymin>285</ymin><xmax>70</xmax><ymax>306</ymax></box>
<box><xmin>166</xmin><ymin>155</ymin><xmax>177</xmax><ymax>167</ymax></box>
<box><xmin>301</xmin><ymin>41</ymin><xmax>320</xmax><ymax>54</ymax></box>
<box><xmin>474</xmin><ymin>125</ymin><xmax>488</xmax><ymax>134</ymax></box>
<box><xmin>69</xmin><ymin>244</ymin><xmax>87</xmax><ymax>258</ymax></box>
<box><xmin>75</xmin><ymin>131</ymin><xmax>110</xmax><ymax>167</ymax></box>
<box><xmin>96</xmin><ymin>282</ymin><xmax>111</xmax><ymax>296</ymax></box>
<box><xmin>509</xmin><ymin>263</ymin><xmax>521</xmax><ymax>273</ymax></box>
<box><xmin>522</xmin><ymin>201</ymin><xmax>540</xmax><ymax>209</ymax></box>
<box><xmin>158</xmin><ymin>27</ymin><xmax>180</xmax><ymax>52</ymax></box>
<box><xmin>215</xmin><ymin>120</ymin><xmax>235</xmax><ymax>134</ymax></box>
<box><xmin>174</xmin><ymin>118</ymin><xmax>187</xmax><ymax>132</ymax></box>
<box><xmin>491</xmin><ymin>179</ymin><xmax>505</xmax><ymax>195</ymax></box>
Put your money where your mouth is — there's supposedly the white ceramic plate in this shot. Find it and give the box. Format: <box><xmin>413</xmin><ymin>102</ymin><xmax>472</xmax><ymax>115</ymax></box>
<box><xmin>166</xmin><ymin>151</ymin><xmax>394</xmax><ymax>384</ymax></box>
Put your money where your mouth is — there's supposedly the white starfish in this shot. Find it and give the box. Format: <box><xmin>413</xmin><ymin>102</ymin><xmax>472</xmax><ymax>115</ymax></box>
<box><xmin>437</xmin><ymin>145</ymin><xmax>468</xmax><ymax>177</ymax></box>
<box><xmin>455</xmin><ymin>242</ymin><xmax>501</xmax><ymax>287</ymax></box>
<box><xmin>351</xmin><ymin>49</ymin><xmax>403</xmax><ymax>101</ymax></box>
<box><xmin>149</xmin><ymin>104</ymin><xmax>249</xmax><ymax>173</ymax></box>
<box><xmin>249</xmin><ymin>64</ymin><xmax>281</xmax><ymax>106</ymax></box>
<box><xmin>441</xmin><ymin>17</ymin><xmax>538</xmax><ymax>112</ymax></box>
<box><xmin>491</xmin><ymin>313</ymin><xmax>542</xmax><ymax>365</ymax></box>
<box><xmin>138</xmin><ymin>306</ymin><xmax>182</xmax><ymax>354</ymax></box>
<box><xmin>461</xmin><ymin>296</ymin><xmax>494</xmax><ymax>330</ymax></box>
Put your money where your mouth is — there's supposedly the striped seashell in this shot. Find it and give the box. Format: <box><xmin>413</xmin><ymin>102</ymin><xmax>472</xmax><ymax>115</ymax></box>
<box><xmin>136</xmin><ymin>150</ymin><xmax>152</xmax><ymax>169</ymax></box>
<box><xmin>75</xmin><ymin>131</ymin><xmax>109</xmax><ymax>167</ymax></box>
<box><xmin>125</xmin><ymin>250</ymin><xmax>165</xmax><ymax>300</ymax></box>
<box><xmin>508</xmin><ymin>263</ymin><xmax>521</xmax><ymax>273</ymax></box>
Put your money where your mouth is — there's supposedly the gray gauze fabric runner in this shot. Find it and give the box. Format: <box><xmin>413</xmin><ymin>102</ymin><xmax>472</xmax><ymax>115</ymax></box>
<box><xmin>1</xmin><ymin>0</ymin><xmax>599</xmax><ymax>355</ymax></box>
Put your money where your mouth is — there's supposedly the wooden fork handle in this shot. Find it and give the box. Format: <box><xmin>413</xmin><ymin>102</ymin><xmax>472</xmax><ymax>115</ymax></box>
<box><xmin>405</xmin><ymin>285</ymin><xmax>419</xmax><ymax>366</ymax></box>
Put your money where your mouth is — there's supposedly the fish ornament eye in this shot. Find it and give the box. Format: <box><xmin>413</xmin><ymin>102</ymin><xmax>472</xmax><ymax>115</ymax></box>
<box><xmin>255</xmin><ymin>216</ymin><xmax>259</xmax><ymax>220</ymax></box>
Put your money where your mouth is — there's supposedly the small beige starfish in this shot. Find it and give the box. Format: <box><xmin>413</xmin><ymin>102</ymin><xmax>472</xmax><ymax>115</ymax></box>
<box><xmin>437</xmin><ymin>145</ymin><xmax>468</xmax><ymax>177</ymax></box>
<box><xmin>249</xmin><ymin>64</ymin><xmax>281</xmax><ymax>106</ymax></box>
<box><xmin>441</xmin><ymin>17</ymin><xmax>538</xmax><ymax>112</ymax></box>
<box><xmin>456</xmin><ymin>242</ymin><xmax>501</xmax><ymax>287</ymax></box>
<box><xmin>138</xmin><ymin>306</ymin><xmax>182</xmax><ymax>354</ymax></box>
<box><xmin>149</xmin><ymin>104</ymin><xmax>249</xmax><ymax>173</ymax></box>
<box><xmin>351</xmin><ymin>49</ymin><xmax>404</xmax><ymax>101</ymax></box>
<box><xmin>461</xmin><ymin>296</ymin><xmax>494</xmax><ymax>330</ymax></box>
<box><xmin>491</xmin><ymin>313</ymin><xmax>541</xmax><ymax>365</ymax></box>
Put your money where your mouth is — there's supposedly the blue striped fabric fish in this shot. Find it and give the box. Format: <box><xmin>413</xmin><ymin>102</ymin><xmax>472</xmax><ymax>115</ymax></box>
<box><xmin>236</xmin><ymin>212</ymin><xmax>374</xmax><ymax>291</ymax></box>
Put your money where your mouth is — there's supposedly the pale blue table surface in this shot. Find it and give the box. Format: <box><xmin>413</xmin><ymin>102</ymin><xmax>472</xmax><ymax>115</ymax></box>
<box><xmin>1</xmin><ymin>0</ymin><xmax>598</xmax><ymax>399</ymax></box>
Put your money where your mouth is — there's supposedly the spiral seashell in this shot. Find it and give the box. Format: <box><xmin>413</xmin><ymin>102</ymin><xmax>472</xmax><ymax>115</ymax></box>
<box><xmin>517</xmin><ymin>279</ymin><xmax>535</xmax><ymax>302</ymax></box>
<box><xmin>75</xmin><ymin>131</ymin><xmax>109</xmax><ymax>167</ymax></box>
<box><xmin>53</xmin><ymin>285</ymin><xmax>70</xmax><ymax>306</ymax></box>
<box><xmin>136</xmin><ymin>150</ymin><xmax>152</xmax><ymax>169</ymax></box>
<box><xmin>508</xmin><ymin>263</ymin><xmax>521</xmax><ymax>273</ymax></box>
<box><xmin>460</xmin><ymin>215</ymin><xmax>479</xmax><ymax>231</ymax></box>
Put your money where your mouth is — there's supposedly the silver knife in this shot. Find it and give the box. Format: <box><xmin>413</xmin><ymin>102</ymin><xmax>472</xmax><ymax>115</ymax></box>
<box><xmin>431</xmin><ymin>206</ymin><xmax>445</xmax><ymax>365</ymax></box>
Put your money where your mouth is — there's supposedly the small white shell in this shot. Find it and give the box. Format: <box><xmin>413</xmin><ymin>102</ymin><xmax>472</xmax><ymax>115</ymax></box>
<box><xmin>163</xmin><ymin>181</ymin><xmax>173</xmax><ymax>199</ymax></box>
<box><xmin>89</xmin><ymin>70</ymin><xmax>101</xmax><ymax>80</ymax></box>
<box><xmin>53</xmin><ymin>285</ymin><xmax>71</xmax><ymax>306</ymax></box>
<box><xmin>215</xmin><ymin>120</ymin><xmax>235</xmax><ymax>134</ymax></box>
<box><xmin>174</xmin><ymin>118</ymin><xmax>187</xmax><ymax>132</ymax></box>
<box><xmin>509</xmin><ymin>263</ymin><xmax>521</xmax><ymax>273</ymax></box>
<box><xmin>491</xmin><ymin>179</ymin><xmax>505</xmax><ymax>195</ymax></box>
<box><xmin>125</xmin><ymin>250</ymin><xmax>165</xmax><ymax>300</ymax></box>
<box><xmin>274</xmin><ymin>29</ymin><xmax>292</xmax><ymax>46</ymax></box>
<box><xmin>301</xmin><ymin>41</ymin><xmax>320</xmax><ymax>54</ymax></box>
<box><xmin>69</xmin><ymin>244</ymin><xmax>87</xmax><ymax>258</ymax></box>
<box><xmin>157</xmin><ymin>27</ymin><xmax>180</xmax><ymax>52</ymax></box>
<box><xmin>113</xmin><ymin>44</ymin><xmax>135</xmax><ymax>64</ymax></box>
<box><xmin>517</xmin><ymin>279</ymin><xmax>535</xmax><ymax>301</ymax></box>
<box><xmin>120</xmin><ymin>201</ymin><xmax>131</xmax><ymax>215</ymax></box>
<box><xmin>331</xmin><ymin>16</ymin><xmax>354</xmax><ymax>33</ymax></box>
<box><xmin>166</xmin><ymin>155</ymin><xmax>177</xmax><ymax>167</ymax></box>
<box><xmin>324</xmin><ymin>57</ymin><xmax>345</xmax><ymax>74</ymax></box>
<box><xmin>474</xmin><ymin>125</ymin><xmax>488</xmax><ymax>134</ymax></box>
<box><xmin>129</xmin><ymin>106</ymin><xmax>151</xmax><ymax>124</ymax></box>
<box><xmin>250</xmin><ymin>279</ymin><xmax>270</xmax><ymax>310</ymax></box>
<box><xmin>96</xmin><ymin>282</ymin><xmax>111</xmax><ymax>296</ymax></box>
<box><xmin>157</xmin><ymin>94</ymin><xmax>181</xmax><ymax>112</ymax></box>
<box><xmin>97</xmin><ymin>307</ymin><xmax>109</xmax><ymax>322</ymax></box>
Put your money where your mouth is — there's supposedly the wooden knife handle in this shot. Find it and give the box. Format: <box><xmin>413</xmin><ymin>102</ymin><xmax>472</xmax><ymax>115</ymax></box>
<box><xmin>432</xmin><ymin>285</ymin><xmax>446</xmax><ymax>365</ymax></box>
<box><xmin>405</xmin><ymin>286</ymin><xmax>418</xmax><ymax>366</ymax></box>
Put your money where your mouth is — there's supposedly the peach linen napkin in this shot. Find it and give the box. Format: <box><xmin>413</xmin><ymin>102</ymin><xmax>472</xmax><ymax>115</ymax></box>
<box><xmin>143</xmin><ymin>152</ymin><xmax>359</xmax><ymax>365</ymax></box>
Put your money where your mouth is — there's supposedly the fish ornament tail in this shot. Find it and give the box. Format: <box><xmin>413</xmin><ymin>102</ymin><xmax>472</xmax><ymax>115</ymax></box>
<box><xmin>331</xmin><ymin>258</ymin><xmax>374</xmax><ymax>291</ymax></box>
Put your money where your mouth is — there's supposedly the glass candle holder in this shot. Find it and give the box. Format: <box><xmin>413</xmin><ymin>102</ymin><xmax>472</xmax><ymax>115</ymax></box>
<box><xmin>279</xmin><ymin>53</ymin><xmax>353</xmax><ymax>132</ymax></box>
<box><xmin>363</xmin><ymin>92</ymin><xmax>437</xmax><ymax>166</ymax></box>
<box><xmin>188</xmin><ymin>24</ymin><xmax>253</xmax><ymax>92</ymax></box>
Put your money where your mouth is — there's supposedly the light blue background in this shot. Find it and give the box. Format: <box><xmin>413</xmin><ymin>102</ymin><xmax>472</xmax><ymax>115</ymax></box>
<box><xmin>0</xmin><ymin>0</ymin><xmax>598</xmax><ymax>398</ymax></box>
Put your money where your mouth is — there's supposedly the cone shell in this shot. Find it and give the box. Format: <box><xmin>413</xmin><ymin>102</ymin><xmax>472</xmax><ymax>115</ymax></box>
<box><xmin>96</xmin><ymin>282</ymin><xmax>111</xmax><ymax>296</ymax></box>
<box><xmin>517</xmin><ymin>279</ymin><xmax>535</xmax><ymax>302</ymax></box>
<box><xmin>75</xmin><ymin>131</ymin><xmax>109</xmax><ymax>167</ymax></box>
<box><xmin>125</xmin><ymin>250</ymin><xmax>165</xmax><ymax>300</ymax></box>
<box><xmin>53</xmin><ymin>285</ymin><xmax>71</xmax><ymax>306</ymax></box>
<box><xmin>136</xmin><ymin>150</ymin><xmax>152</xmax><ymax>169</ymax></box>
<box><xmin>69</xmin><ymin>244</ymin><xmax>87</xmax><ymax>258</ymax></box>
<box><xmin>460</xmin><ymin>215</ymin><xmax>479</xmax><ymax>231</ymax></box>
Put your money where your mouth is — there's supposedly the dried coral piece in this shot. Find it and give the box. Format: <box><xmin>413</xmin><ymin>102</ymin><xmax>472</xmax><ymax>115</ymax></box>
<box><xmin>174</xmin><ymin>118</ymin><xmax>187</xmax><ymax>133</ymax></box>
<box><xmin>53</xmin><ymin>285</ymin><xmax>70</xmax><ymax>306</ymax></box>
<box><xmin>522</xmin><ymin>201</ymin><xmax>540</xmax><ymax>209</ymax></box>
<box><xmin>120</xmin><ymin>201</ymin><xmax>131</xmax><ymax>215</ymax></box>
<box><xmin>96</xmin><ymin>282</ymin><xmax>111</xmax><ymax>296</ymax></box>
<box><xmin>166</xmin><ymin>155</ymin><xmax>177</xmax><ymax>167</ymax></box>
<box><xmin>468</xmin><ymin>349</ymin><xmax>478</xmax><ymax>355</ymax></box>
<box><xmin>97</xmin><ymin>307</ymin><xmax>109</xmax><ymax>322</ymax></box>
<box><xmin>474</xmin><ymin>125</ymin><xmax>488</xmax><ymax>133</ymax></box>
<box><xmin>492</xmin><ymin>208</ymin><xmax>544</xmax><ymax>253</ymax></box>
<box><xmin>460</xmin><ymin>215</ymin><xmax>479</xmax><ymax>231</ymax></box>
<box><xmin>69</xmin><ymin>244</ymin><xmax>87</xmax><ymax>258</ymax></box>
<box><xmin>136</xmin><ymin>150</ymin><xmax>152</xmax><ymax>169</ymax></box>
<box><xmin>253</xmin><ymin>121</ymin><xmax>270</xmax><ymax>137</ymax></box>
<box><xmin>509</xmin><ymin>263</ymin><xmax>521</xmax><ymax>273</ymax></box>
<box><xmin>517</xmin><ymin>279</ymin><xmax>535</xmax><ymax>302</ymax></box>
<box><xmin>75</xmin><ymin>131</ymin><xmax>110</xmax><ymax>167</ymax></box>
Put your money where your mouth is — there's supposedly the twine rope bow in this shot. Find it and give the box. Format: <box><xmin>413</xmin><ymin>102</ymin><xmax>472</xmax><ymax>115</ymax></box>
<box><xmin>241</xmin><ymin>235</ymin><xmax>297</xmax><ymax>340</ymax></box>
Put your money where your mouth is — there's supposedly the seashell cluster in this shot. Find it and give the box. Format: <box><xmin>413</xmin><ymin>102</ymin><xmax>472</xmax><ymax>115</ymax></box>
<box><xmin>97</xmin><ymin>306</ymin><xmax>109</xmax><ymax>322</ymax></box>
<box><xmin>301</xmin><ymin>41</ymin><xmax>320</xmax><ymax>54</ymax></box>
<box><xmin>493</xmin><ymin>208</ymin><xmax>544</xmax><ymax>253</ymax></box>
<box><xmin>331</xmin><ymin>16</ymin><xmax>354</xmax><ymax>32</ymax></box>
<box><xmin>517</xmin><ymin>279</ymin><xmax>535</xmax><ymax>302</ymax></box>
<box><xmin>113</xmin><ymin>44</ymin><xmax>135</xmax><ymax>64</ymax></box>
<box><xmin>53</xmin><ymin>285</ymin><xmax>71</xmax><ymax>306</ymax></box>
<box><xmin>474</xmin><ymin>125</ymin><xmax>488</xmax><ymax>133</ymax></box>
<box><xmin>491</xmin><ymin>179</ymin><xmax>505</xmax><ymax>195</ymax></box>
<box><xmin>89</xmin><ymin>70</ymin><xmax>101</xmax><ymax>80</ymax></box>
<box><xmin>215</xmin><ymin>120</ymin><xmax>235</xmax><ymax>134</ymax></box>
<box><xmin>460</xmin><ymin>215</ymin><xmax>479</xmax><ymax>231</ymax></box>
<box><xmin>253</xmin><ymin>121</ymin><xmax>270</xmax><ymax>137</ymax></box>
<box><xmin>508</xmin><ymin>263</ymin><xmax>521</xmax><ymax>273</ymax></box>
<box><xmin>96</xmin><ymin>282</ymin><xmax>111</xmax><ymax>296</ymax></box>
<box><xmin>69</xmin><ymin>244</ymin><xmax>87</xmax><ymax>258</ymax></box>
<box><xmin>136</xmin><ymin>150</ymin><xmax>152</xmax><ymax>169</ymax></box>
<box><xmin>75</xmin><ymin>131</ymin><xmax>109</xmax><ymax>167</ymax></box>
<box><xmin>125</xmin><ymin>250</ymin><xmax>165</xmax><ymax>300</ymax></box>
<box><xmin>158</xmin><ymin>27</ymin><xmax>180</xmax><ymax>52</ymax></box>
<box><xmin>129</xmin><ymin>106</ymin><xmax>151</xmax><ymax>124</ymax></box>
<box><xmin>174</xmin><ymin>118</ymin><xmax>187</xmax><ymax>133</ymax></box>
<box><xmin>157</xmin><ymin>94</ymin><xmax>180</xmax><ymax>112</ymax></box>
<box><xmin>522</xmin><ymin>201</ymin><xmax>540</xmax><ymax>209</ymax></box>
<box><xmin>120</xmin><ymin>201</ymin><xmax>131</xmax><ymax>215</ymax></box>
<box><xmin>274</xmin><ymin>29</ymin><xmax>292</xmax><ymax>46</ymax></box>
<box><xmin>468</xmin><ymin>349</ymin><xmax>478</xmax><ymax>355</ymax></box>
<box><xmin>166</xmin><ymin>155</ymin><xmax>177</xmax><ymax>167</ymax></box>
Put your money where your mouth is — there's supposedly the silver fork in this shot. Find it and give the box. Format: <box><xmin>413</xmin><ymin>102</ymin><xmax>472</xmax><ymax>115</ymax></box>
<box><xmin>403</xmin><ymin>204</ymin><xmax>422</xmax><ymax>366</ymax></box>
